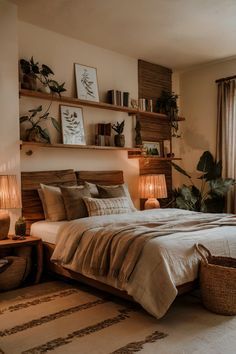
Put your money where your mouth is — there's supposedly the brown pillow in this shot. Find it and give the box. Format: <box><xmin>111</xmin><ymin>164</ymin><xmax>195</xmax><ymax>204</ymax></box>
<box><xmin>40</xmin><ymin>184</ymin><xmax>66</xmax><ymax>221</ymax></box>
<box><xmin>38</xmin><ymin>188</ymin><xmax>49</xmax><ymax>219</ymax></box>
<box><xmin>97</xmin><ymin>184</ymin><xmax>136</xmax><ymax>211</ymax></box>
<box><xmin>60</xmin><ymin>185</ymin><xmax>91</xmax><ymax>220</ymax></box>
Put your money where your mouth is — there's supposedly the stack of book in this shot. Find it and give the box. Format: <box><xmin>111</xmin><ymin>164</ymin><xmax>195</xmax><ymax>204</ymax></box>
<box><xmin>107</xmin><ymin>90</ymin><xmax>130</xmax><ymax>107</ymax></box>
<box><xmin>139</xmin><ymin>98</ymin><xmax>153</xmax><ymax>112</ymax></box>
<box><xmin>95</xmin><ymin>123</ymin><xmax>111</xmax><ymax>146</ymax></box>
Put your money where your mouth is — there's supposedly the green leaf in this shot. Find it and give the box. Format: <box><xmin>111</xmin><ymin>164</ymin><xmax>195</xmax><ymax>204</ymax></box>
<box><xmin>37</xmin><ymin>126</ymin><xmax>51</xmax><ymax>143</ymax></box>
<box><xmin>41</xmin><ymin>64</ymin><xmax>54</xmax><ymax>76</ymax></box>
<box><xmin>197</xmin><ymin>151</ymin><xmax>214</xmax><ymax>172</ymax></box>
<box><xmin>202</xmin><ymin>196</ymin><xmax>225</xmax><ymax>213</ymax></box>
<box><xmin>171</xmin><ymin>162</ymin><xmax>191</xmax><ymax>178</ymax></box>
<box><xmin>209</xmin><ymin>178</ymin><xmax>235</xmax><ymax>196</ymax></box>
<box><xmin>51</xmin><ymin>117</ymin><xmax>61</xmax><ymax>132</ymax></box>
<box><xmin>20</xmin><ymin>116</ymin><xmax>29</xmax><ymax>123</ymax></box>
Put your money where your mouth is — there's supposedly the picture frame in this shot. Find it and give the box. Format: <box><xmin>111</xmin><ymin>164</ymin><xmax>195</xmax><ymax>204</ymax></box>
<box><xmin>74</xmin><ymin>63</ymin><xmax>99</xmax><ymax>102</ymax></box>
<box><xmin>143</xmin><ymin>141</ymin><xmax>164</xmax><ymax>157</ymax></box>
<box><xmin>60</xmin><ymin>105</ymin><xmax>86</xmax><ymax>145</ymax></box>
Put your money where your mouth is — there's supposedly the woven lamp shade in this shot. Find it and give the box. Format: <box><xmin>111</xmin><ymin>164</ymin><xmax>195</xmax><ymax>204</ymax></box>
<box><xmin>0</xmin><ymin>175</ymin><xmax>21</xmax><ymax>240</ymax></box>
<box><xmin>139</xmin><ymin>174</ymin><xmax>167</xmax><ymax>209</ymax></box>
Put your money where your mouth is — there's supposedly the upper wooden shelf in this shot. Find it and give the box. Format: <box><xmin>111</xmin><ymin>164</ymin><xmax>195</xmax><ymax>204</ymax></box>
<box><xmin>19</xmin><ymin>89</ymin><xmax>185</xmax><ymax>121</ymax></box>
<box><xmin>20</xmin><ymin>141</ymin><xmax>141</xmax><ymax>152</ymax></box>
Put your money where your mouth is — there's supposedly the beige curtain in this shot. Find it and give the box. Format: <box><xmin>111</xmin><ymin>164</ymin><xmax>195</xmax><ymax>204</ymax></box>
<box><xmin>216</xmin><ymin>79</ymin><xmax>236</xmax><ymax>213</ymax></box>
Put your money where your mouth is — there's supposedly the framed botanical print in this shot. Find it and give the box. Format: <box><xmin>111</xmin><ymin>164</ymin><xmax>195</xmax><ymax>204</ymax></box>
<box><xmin>60</xmin><ymin>105</ymin><xmax>86</xmax><ymax>145</ymax></box>
<box><xmin>75</xmin><ymin>63</ymin><xmax>99</xmax><ymax>102</ymax></box>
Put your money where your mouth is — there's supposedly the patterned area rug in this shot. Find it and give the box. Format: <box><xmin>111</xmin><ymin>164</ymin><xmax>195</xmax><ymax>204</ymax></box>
<box><xmin>0</xmin><ymin>281</ymin><xmax>235</xmax><ymax>354</ymax></box>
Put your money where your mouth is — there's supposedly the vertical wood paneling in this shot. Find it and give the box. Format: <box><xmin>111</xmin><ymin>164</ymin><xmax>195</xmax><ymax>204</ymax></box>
<box><xmin>138</xmin><ymin>60</ymin><xmax>173</xmax><ymax>209</ymax></box>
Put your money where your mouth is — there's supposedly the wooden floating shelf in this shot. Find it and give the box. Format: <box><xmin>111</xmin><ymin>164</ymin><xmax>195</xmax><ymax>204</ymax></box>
<box><xmin>19</xmin><ymin>89</ymin><xmax>185</xmax><ymax>121</ymax></box>
<box><xmin>127</xmin><ymin>154</ymin><xmax>182</xmax><ymax>160</ymax></box>
<box><xmin>20</xmin><ymin>141</ymin><xmax>141</xmax><ymax>152</ymax></box>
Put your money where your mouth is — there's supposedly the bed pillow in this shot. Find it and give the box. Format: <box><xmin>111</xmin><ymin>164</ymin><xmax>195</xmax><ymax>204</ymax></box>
<box><xmin>96</xmin><ymin>184</ymin><xmax>137</xmax><ymax>211</ymax></box>
<box><xmin>83</xmin><ymin>196</ymin><xmax>132</xmax><ymax>217</ymax></box>
<box><xmin>84</xmin><ymin>181</ymin><xmax>99</xmax><ymax>197</ymax></box>
<box><xmin>60</xmin><ymin>185</ymin><xmax>91</xmax><ymax>220</ymax></box>
<box><xmin>40</xmin><ymin>184</ymin><xmax>66</xmax><ymax>221</ymax></box>
<box><xmin>38</xmin><ymin>188</ymin><xmax>49</xmax><ymax>220</ymax></box>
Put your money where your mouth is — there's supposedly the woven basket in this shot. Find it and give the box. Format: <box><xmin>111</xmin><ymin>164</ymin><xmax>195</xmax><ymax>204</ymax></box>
<box><xmin>0</xmin><ymin>256</ymin><xmax>27</xmax><ymax>291</ymax></box>
<box><xmin>196</xmin><ymin>243</ymin><xmax>236</xmax><ymax>315</ymax></box>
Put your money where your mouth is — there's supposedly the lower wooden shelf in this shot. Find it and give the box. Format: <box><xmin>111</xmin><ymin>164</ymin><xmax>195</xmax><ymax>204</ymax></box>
<box><xmin>127</xmin><ymin>154</ymin><xmax>182</xmax><ymax>160</ymax></box>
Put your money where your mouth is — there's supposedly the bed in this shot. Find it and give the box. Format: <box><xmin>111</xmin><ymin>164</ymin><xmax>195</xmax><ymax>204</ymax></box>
<box><xmin>21</xmin><ymin>169</ymin><xmax>236</xmax><ymax>319</ymax></box>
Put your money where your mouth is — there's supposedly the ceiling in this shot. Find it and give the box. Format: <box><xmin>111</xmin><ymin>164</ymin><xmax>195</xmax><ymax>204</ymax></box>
<box><xmin>10</xmin><ymin>0</ymin><xmax>236</xmax><ymax>70</ymax></box>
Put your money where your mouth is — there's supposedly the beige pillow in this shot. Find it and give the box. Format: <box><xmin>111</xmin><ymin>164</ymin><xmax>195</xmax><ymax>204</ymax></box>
<box><xmin>40</xmin><ymin>184</ymin><xmax>66</xmax><ymax>221</ymax></box>
<box><xmin>60</xmin><ymin>185</ymin><xmax>91</xmax><ymax>220</ymax></box>
<box><xmin>38</xmin><ymin>188</ymin><xmax>49</xmax><ymax>219</ymax></box>
<box><xmin>83</xmin><ymin>196</ymin><xmax>132</xmax><ymax>217</ymax></box>
<box><xmin>97</xmin><ymin>184</ymin><xmax>136</xmax><ymax>211</ymax></box>
<box><xmin>84</xmin><ymin>181</ymin><xmax>99</xmax><ymax>197</ymax></box>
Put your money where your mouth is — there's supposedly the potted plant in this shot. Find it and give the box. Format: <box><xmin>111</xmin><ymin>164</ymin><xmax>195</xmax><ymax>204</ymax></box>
<box><xmin>20</xmin><ymin>105</ymin><xmax>60</xmax><ymax>143</ymax></box>
<box><xmin>156</xmin><ymin>90</ymin><xmax>181</xmax><ymax>137</ymax></box>
<box><xmin>20</xmin><ymin>57</ymin><xmax>66</xmax><ymax>96</ymax></box>
<box><xmin>112</xmin><ymin>120</ymin><xmax>125</xmax><ymax>147</ymax></box>
<box><xmin>171</xmin><ymin>151</ymin><xmax>235</xmax><ymax>213</ymax></box>
<box><xmin>15</xmin><ymin>217</ymin><xmax>26</xmax><ymax>236</ymax></box>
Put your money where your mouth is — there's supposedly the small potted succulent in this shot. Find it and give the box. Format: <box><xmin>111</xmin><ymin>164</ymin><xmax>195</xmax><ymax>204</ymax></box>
<box><xmin>15</xmin><ymin>217</ymin><xmax>27</xmax><ymax>236</ymax></box>
<box><xmin>112</xmin><ymin>120</ymin><xmax>125</xmax><ymax>147</ymax></box>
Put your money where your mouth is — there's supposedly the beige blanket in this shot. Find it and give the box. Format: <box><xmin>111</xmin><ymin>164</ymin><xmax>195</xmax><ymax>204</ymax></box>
<box><xmin>51</xmin><ymin>209</ymin><xmax>236</xmax><ymax>318</ymax></box>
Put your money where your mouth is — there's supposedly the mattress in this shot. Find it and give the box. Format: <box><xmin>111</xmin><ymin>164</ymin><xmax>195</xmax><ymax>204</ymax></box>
<box><xmin>30</xmin><ymin>220</ymin><xmax>68</xmax><ymax>244</ymax></box>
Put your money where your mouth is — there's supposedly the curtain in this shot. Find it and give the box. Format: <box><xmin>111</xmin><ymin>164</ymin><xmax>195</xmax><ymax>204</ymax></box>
<box><xmin>216</xmin><ymin>79</ymin><xmax>236</xmax><ymax>213</ymax></box>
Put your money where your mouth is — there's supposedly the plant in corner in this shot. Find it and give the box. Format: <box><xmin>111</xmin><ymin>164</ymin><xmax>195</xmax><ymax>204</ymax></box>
<box><xmin>20</xmin><ymin>57</ymin><xmax>66</xmax><ymax>96</ymax></box>
<box><xmin>20</xmin><ymin>105</ymin><xmax>60</xmax><ymax>144</ymax></box>
<box><xmin>171</xmin><ymin>151</ymin><xmax>235</xmax><ymax>213</ymax></box>
<box><xmin>156</xmin><ymin>90</ymin><xmax>181</xmax><ymax>137</ymax></box>
<box><xmin>112</xmin><ymin>120</ymin><xmax>125</xmax><ymax>147</ymax></box>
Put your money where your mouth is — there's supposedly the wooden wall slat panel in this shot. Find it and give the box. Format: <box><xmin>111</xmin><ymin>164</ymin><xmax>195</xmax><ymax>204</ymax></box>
<box><xmin>138</xmin><ymin>59</ymin><xmax>173</xmax><ymax>209</ymax></box>
<box><xmin>76</xmin><ymin>170</ymin><xmax>124</xmax><ymax>185</ymax></box>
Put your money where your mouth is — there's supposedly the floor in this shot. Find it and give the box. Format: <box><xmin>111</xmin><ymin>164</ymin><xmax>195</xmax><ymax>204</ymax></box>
<box><xmin>0</xmin><ymin>280</ymin><xmax>235</xmax><ymax>354</ymax></box>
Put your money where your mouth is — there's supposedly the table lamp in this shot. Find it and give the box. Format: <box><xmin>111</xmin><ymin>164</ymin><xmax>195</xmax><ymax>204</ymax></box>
<box><xmin>0</xmin><ymin>175</ymin><xmax>21</xmax><ymax>240</ymax></box>
<box><xmin>139</xmin><ymin>174</ymin><xmax>167</xmax><ymax>209</ymax></box>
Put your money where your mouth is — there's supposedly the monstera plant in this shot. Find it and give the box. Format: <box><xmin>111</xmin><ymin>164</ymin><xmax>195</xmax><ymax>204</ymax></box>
<box><xmin>172</xmin><ymin>151</ymin><xmax>235</xmax><ymax>213</ymax></box>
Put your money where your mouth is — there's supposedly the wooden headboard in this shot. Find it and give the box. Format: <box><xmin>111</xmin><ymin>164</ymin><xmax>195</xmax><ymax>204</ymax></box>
<box><xmin>21</xmin><ymin>169</ymin><xmax>124</xmax><ymax>234</ymax></box>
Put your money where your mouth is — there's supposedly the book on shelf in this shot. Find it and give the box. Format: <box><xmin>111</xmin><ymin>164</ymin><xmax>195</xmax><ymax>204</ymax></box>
<box><xmin>107</xmin><ymin>90</ymin><xmax>130</xmax><ymax>107</ymax></box>
<box><xmin>95</xmin><ymin>123</ymin><xmax>111</xmax><ymax>146</ymax></box>
<box><xmin>123</xmin><ymin>92</ymin><xmax>129</xmax><ymax>107</ymax></box>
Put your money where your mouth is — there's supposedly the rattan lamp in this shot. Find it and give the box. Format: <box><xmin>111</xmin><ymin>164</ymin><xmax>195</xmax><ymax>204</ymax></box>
<box><xmin>0</xmin><ymin>175</ymin><xmax>21</xmax><ymax>240</ymax></box>
<box><xmin>139</xmin><ymin>174</ymin><xmax>167</xmax><ymax>209</ymax></box>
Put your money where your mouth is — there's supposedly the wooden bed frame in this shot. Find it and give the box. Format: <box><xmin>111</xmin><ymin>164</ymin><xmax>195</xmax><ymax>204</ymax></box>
<box><xmin>21</xmin><ymin>169</ymin><xmax>196</xmax><ymax>299</ymax></box>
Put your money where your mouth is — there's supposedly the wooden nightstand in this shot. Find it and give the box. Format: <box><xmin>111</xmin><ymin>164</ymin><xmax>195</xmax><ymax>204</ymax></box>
<box><xmin>0</xmin><ymin>236</ymin><xmax>43</xmax><ymax>284</ymax></box>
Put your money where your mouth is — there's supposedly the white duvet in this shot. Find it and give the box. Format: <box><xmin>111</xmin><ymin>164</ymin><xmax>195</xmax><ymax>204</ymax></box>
<box><xmin>51</xmin><ymin>209</ymin><xmax>236</xmax><ymax>318</ymax></box>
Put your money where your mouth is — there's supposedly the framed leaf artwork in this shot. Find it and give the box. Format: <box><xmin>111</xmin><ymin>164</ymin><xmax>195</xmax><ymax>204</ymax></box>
<box><xmin>75</xmin><ymin>63</ymin><xmax>99</xmax><ymax>102</ymax></box>
<box><xmin>60</xmin><ymin>105</ymin><xmax>86</xmax><ymax>145</ymax></box>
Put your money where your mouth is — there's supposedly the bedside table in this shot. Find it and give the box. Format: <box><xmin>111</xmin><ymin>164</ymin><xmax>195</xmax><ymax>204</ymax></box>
<box><xmin>0</xmin><ymin>236</ymin><xmax>43</xmax><ymax>284</ymax></box>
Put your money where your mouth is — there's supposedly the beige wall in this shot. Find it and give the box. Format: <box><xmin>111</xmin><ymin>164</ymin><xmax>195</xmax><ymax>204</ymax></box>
<box><xmin>173</xmin><ymin>58</ymin><xmax>236</xmax><ymax>187</ymax></box>
<box><xmin>0</xmin><ymin>0</ymin><xmax>21</xmax><ymax>230</ymax></box>
<box><xmin>18</xmin><ymin>21</ymin><xmax>140</xmax><ymax>206</ymax></box>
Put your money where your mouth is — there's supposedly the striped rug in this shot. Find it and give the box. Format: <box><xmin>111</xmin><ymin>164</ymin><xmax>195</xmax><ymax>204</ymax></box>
<box><xmin>0</xmin><ymin>281</ymin><xmax>236</xmax><ymax>354</ymax></box>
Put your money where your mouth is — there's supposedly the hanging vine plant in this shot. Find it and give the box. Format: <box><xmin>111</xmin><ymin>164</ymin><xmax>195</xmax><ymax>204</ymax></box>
<box><xmin>156</xmin><ymin>91</ymin><xmax>181</xmax><ymax>137</ymax></box>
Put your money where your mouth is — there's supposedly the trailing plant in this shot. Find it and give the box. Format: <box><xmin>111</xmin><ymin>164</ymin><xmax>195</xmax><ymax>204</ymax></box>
<box><xmin>112</xmin><ymin>120</ymin><xmax>125</xmax><ymax>135</ymax></box>
<box><xmin>20</xmin><ymin>105</ymin><xmax>60</xmax><ymax>144</ymax></box>
<box><xmin>156</xmin><ymin>90</ymin><xmax>180</xmax><ymax>137</ymax></box>
<box><xmin>172</xmin><ymin>151</ymin><xmax>235</xmax><ymax>213</ymax></box>
<box><xmin>20</xmin><ymin>57</ymin><xmax>66</xmax><ymax>96</ymax></box>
